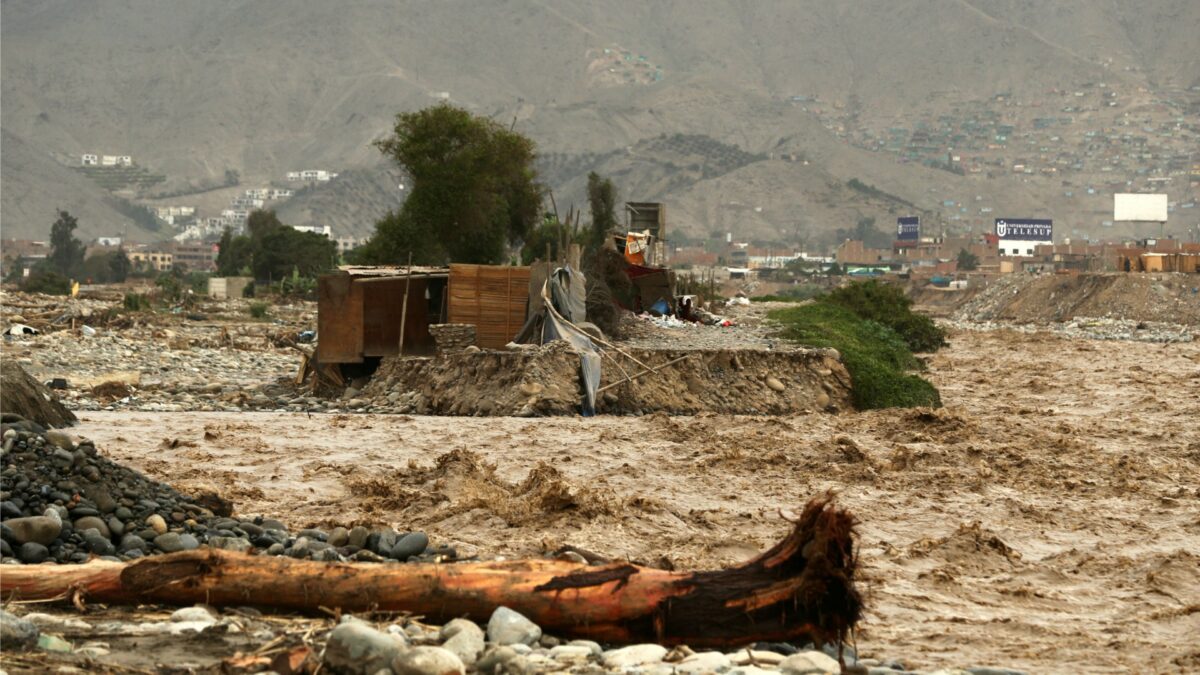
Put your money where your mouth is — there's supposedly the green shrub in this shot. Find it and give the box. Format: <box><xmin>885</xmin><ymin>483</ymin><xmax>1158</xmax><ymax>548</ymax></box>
<box><xmin>825</xmin><ymin>280</ymin><xmax>946</xmax><ymax>353</ymax></box>
<box><xmin>123</xmin><ymin>293</ymin><xmax>151</xmax><ymax>311</ymax></box>
<box><xmin>248</xmin><ymin>302</ymin><xmax>269</xmax><ymax>319</ymax></box>
<box><xmin>21</xmin><ymin>270</ymin><xmax>71</xmax><ymax>295</ymax></box>
<box><xmin>751</xmin><ymin>283</ymin><xmax>826</xmax><ymax>303</ymax></box>
<box><xmin>770</xmin><ymin>303</ymin><xmax>941</xmax><ymax>409</ymax></box>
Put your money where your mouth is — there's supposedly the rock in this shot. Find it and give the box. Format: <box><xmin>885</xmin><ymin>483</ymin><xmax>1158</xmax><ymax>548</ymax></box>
<box><xmin>476</xmin><ymin>646</ymin><xmax>520</xmax><ymax>673</ymax></box>
<box><xmin>146</xmin><ymin>514</ymin><xmax>168</xmax><ymax>535</ymax></box>
<box><xmin>602</xmin><ymin>644</ymin><xmax>669</xmax><ymax>669</ymax></box>
<box><xmin>440</xmin><ymin>618</ymin><xmax>485</xmax><ymax>665</ymax></box>
<box><xmin>208</xmin><ymin>536</ymin><xmax>253</xmax><ymax>553</ymax></box>
<box><xmin>83</xmin><ymin>529</ymin><xmax>116</xmax><ymax>555</ymax></box>
<box><xmin>0</xmin><ymin>609</ymin><xmax>39</xmax><ymax>649</ymax></box>
<box><xmin>730</xmin><ymin>667</ymin><xmax>780</xmax><ymax>675</ymax></box>
<box><xmin>678</xmin><ymin>652</ymin><xmax>732</xmax><ymax>674</ymax></box>
<box><xmin>779</xmin><ymin>651</ymin><xmax>841</xmax><ymax>675</ymax></box>
<box><xmin>4</xmin><ymin>512</ymin><xmax>62</xmax><ymax>546</ymax></box>
<box><xmin>967</xmin><ymin>669</ymin><xmax>1029</xmax><ymax>675</ymax></box>
<box><xmin>765</xmin><ymin>376</ymin><xmax>786</xmax><ymax>392</ymax></box>
<box><xmin>18</xmin><ymin>542</ymin><xmax>50</xmax><ymax>564</ymax></box>
<box><xmin>567</xmin><ymin>640</ymin><xmax>603</xmax><ymax>657</ymax></box>
<box><xmin>390</xmin><ymin>645</ymin><xmax>466</xmax><ymax>675</ymax></box>
<box><xmin>328</xmin><ymin>526</ymin><xmax>349</xmax><ymax>547</ymax></box>
<box><xmin>44</xmin><ymin>429</ymin><xmax>76</xmax><ymax>450</ymax></box>
<box><xmin>518</xmin><ymin>382</ymin><xmax>544</xmax><ymax>397</ymax></box>
<box><xmin>347</xmin><ymin>526</ymin><xmax>370</xmax><ymax>548</ymax></box>
<box><xmin>73</xmin><ymin>516</ymin><xmax>111</xmax><ymax>539</ymax></box>
<box><xmin>731</xmin><ymin>650</ymin><xmax>787</xmax><ymax>666</ymax></box>
<box><xmin>171</xmin><ymin>607</ymin><xmax>217</xmax><ymax>624</ymax></box>
<box><xmin>153</xmin><ymin>533</ymin><xmax>186</xmax><ymax>553</ymax></box>
<box><xmin>322</xmin><ymin>622</ymin><xmax>407</xmax><ymax>675</ymax></box>
<box><xmin>549</xmin><ymin>645</ymin><xmax>593</xmax><ymax>663</ymax></box>
<box><xmin>390</xmin><ymin>531</ymin><xmax>429</xmax><ymax>561</ymax></box>
<box><xmin>486</xmin><ymin>606</ymin><xmax>542</xmax><ymax>646</ymax></box>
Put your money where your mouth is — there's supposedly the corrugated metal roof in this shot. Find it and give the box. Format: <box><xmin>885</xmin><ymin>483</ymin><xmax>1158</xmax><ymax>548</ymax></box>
<box><xmin>337</xmin><ymin>265</ymin><xmax>449</xmax><ymax>277</ymax></box>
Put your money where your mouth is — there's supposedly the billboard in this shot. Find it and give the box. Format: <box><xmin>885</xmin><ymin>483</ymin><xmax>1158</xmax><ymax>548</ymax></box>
<box><xmin>994</xmin><ymin>218</ymin><xmax>1052</xmax><ymax>241</ymax></box>
<box><xmin>896</xmin><ymin>216</ymin><xmax>920</xmax><ymax>241</ymax></box>
<box><xmin>1114</xmin><ymin>193</ymin><xmax>1168</xmax><ymax>221</ymax></box>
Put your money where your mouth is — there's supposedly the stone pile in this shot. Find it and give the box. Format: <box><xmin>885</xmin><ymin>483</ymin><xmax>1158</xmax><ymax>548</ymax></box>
<box><xmin>429</xmin><ymin>323</ymin><xmax>478</xmax><ymax>354</ymax></box>
<box><xmin>0</xmin><ymin>417</ymin><xmax>443</xmax><ymax>565</ymax></box>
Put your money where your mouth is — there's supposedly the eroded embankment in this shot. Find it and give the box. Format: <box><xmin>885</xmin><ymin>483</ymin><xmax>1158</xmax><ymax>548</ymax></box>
<box><xmin>357</xmin><ymin>341</ymin><xmax>851</xmax><ymax>416</ymax></box>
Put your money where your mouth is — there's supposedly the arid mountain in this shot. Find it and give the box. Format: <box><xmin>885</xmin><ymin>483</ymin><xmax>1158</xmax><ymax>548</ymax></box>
<box><xmin>3</xmin><ymin>0</ymin><xmax>1197</xmax><ymax>244</ymax></box>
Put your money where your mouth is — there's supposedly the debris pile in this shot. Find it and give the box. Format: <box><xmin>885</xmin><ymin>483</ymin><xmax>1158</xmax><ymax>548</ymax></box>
<box><xmin>0</xmin><ymin>419</ymin><xmax>443</xmax><ymax>565</ymax></box>
<box><xmin>0</xmin><ymin>361</ymin><xmax>76</xmax><ymax>428</ymax></box>
<box><xmin>353</xmin><ymin>342</ymin><xmax>850</xmax><ymax>416</ymax></box>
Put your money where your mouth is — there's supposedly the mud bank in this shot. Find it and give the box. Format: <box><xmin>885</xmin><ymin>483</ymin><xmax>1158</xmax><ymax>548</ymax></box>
<box><xmin>356</xmin><ymin>341</ymin><xmax>852</xmax><ymax>416</ymax></box>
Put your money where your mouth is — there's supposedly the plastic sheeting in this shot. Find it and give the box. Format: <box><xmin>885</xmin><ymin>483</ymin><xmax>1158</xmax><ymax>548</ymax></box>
<box><xmin>517</xmin><ymin>266</ymin><xmax>601</xmax><ymax>416</ymax></box>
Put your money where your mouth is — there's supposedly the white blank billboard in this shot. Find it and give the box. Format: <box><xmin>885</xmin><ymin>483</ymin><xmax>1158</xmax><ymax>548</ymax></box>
<box><xmin>1114</xmin><ymin>193</ymin><xmax>1168</xmax><ymax>221</ymax></box>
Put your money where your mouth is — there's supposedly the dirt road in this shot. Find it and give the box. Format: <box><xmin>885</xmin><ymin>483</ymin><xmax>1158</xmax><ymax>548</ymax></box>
<box><xmin>73</xmin><ymin>329</ymin><xmax>1200</xmax><ymax>673</ymax></box>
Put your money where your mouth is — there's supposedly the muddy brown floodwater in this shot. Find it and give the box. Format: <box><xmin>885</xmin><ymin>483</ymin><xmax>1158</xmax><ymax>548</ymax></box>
<box><xmin>73</xmin><ymin>329</ymin><xmax>1200</xmax><ymax>673</ymax></box>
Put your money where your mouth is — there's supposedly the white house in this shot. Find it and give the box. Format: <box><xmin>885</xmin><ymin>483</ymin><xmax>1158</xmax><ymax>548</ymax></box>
<box><xmin>286</xmin><ymin>171</ymin><xmax>301</xmax><ymax>181</ymax></box>
<box><xmin>291</xmin><ymin>224</ymin><xmax>332</xmax><ymax>237</ymax></box>
<box><xmin>101</xmin><ymin>155</ymin><xmax>119</xmax><ymax>166</ymax></box>
<box><xmin>269</xmin><ymin>188</ymin><xmax>293</xmax><ymax>199</ymax></box>
<box><xmin>245</xmin><ymin>188</ymin><xmax>268</xmax><ymax>200</ymax></box>
<box><xmin>95</xmin><ymin>236</ymin><xmax>122</xmax><ymax>246</ymax></box>
<box><xmin>81</xmin><ymin>154</ymin><xmax>98</xmax><ymax>166</ymax></box>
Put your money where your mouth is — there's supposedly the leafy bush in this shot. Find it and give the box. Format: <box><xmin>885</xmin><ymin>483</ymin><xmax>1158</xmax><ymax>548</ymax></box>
<box><xmin>123</xmin><ymin>293</ymin><xmax>151</xmax><ymax>311</ymax></box>
<box><xmin>248</xmin><ymin>302</ymin><xmax>270</xmax><ymax>319</ymax></box>
<box><xmin>22</xmin><ymin>269</ymin><xmax>71</xmax><ymax>295</ymax></box>
<box><xmin>751</xmin><ymin>283</ymin><xmax>826</xmax><ymax>303</ymax></box>
<box><xmin>770</xmin><ymin>303</ymin><xmax>941</xmax><ymax>409</ymax></box>
<box><xmin>825</xmin><ymin>280</ymin><xmax>946</xmax><ymax>353</ymax></box>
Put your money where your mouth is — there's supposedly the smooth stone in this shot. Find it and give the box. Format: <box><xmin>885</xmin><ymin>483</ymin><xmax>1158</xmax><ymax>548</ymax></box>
<box><xmin>18</xmin><ymin>542</ymin><xmax>50</xmax><ymax>564</ymax></box>
<box><xmin>765</xmin><ymin>376</ymin><xmax>786</xmax><ymax>392</ymax></box>
<box><xmin>602</xmin><ymin>644</ymin><xmax>669</xmax><ymax>669</ymax></box>
<box><xmin>486</xmin><ymin>606</ymin><xmax>542</xmax><ymax>646</ymax></box>
<box><xmin>678</xmin><ymin>651</ymin><xmax>732</xmax><ymax>674</ymax></box>
<box><xmin>1</xmin><ymin>539</ymin><xmax>12</xmax><ymax>557</ymax></box>
<box><xmin>567</xmin><ymin>640</ymin><xmax>603</xmax><ymax>657</ymax></box>
<box><xmin>146</xmin><ymin>514</ymin><xmax>168</xmax><ymax>535</ymax></box>
<box><xmin>73</xmin><ymin>516</ymin><xmax>110</xmax><ymax>539</ymax></box>
<box><xmin>347</xmin><ymin>526</ymin><xmax>370</xmax><ymax>548</ymax></box>
<box><xmin>106</xmin><ymin>516</ymin><xmax>125</xmax><ymax>537</ymax></box>
<box><xmin>44</xmin><ymin>430</ymin><xmax>75</xmax><ymax>450</ymax></box>
<box><xmin>171</xmin><ymin>607</ymin><xmax>217</xmax><ymax>624</ymax></box>
<box><xmin>391</xmin><ymin>645</ymin><xmax>466</xmax><ymax>675</ymax></box>
<box><xmin>967</xmin><ymin>669</ymin><xmax>1029</xmax><ymax>675</ymax></box>
<box><xmin>440</xmin><ymin>618</ymin><xmax>485</xmax><ymax>666</ymax></box>
<box><xmin>475</xmin><ymin>646</ymin><xmax>519</xmax><ymax>672</ymax></box>
<box><xmin>153</xmin><ymin>533</ymin><xmax>185</xmax><ymax>553</ymax></box>
<box><xmin>208</xmin><ymin>536</ymin><xmax>252</xmax><ymax>553</ymax></box>
<box><xmin>323</xmin><ymin>622</ymin><xmax>407</xmax><ymax>675</ymax></box>
<box><xmin>0</xmin><ymin>609</ymin><xmax>40</xmax><ymax>649</ymax></box>
<box><xmin>83</xmin><ymin>530</ymin><xmax>115</xmax><ymax>556</ymax></box>
<box><xmin>730</xmin><ymin>668</ymin><xmax>780</xmax><ymax>675</ymax></box>
<box><xmin>118</xmin><ymin>534</ymin><xmax>146</xmax><ymax>553</ymax></box>
<box><xmin>4</xmin><ymin>514</ymin><xmax>62</xmax><ymax>546</ymax></box>
<box><xmin>373</xmin><ymin>529</ymin><xmax>398</xmax><ymax>556</ymax></box>
<box><xmin>549</xmin><ymin>645</ymin><xmax>594</xmax><ymax>663</ymax></box>
<box><xmin>731</xmin><ymin>650</ymin><xmax>787</xmax><ymax>666</ymax></box>
<box><xmin>390</xmin><ymin>531</ymin><xmax>429</xmax><ymax>561</ymax></box>
<box><xmin>780</xmin><ymin>651</ymin><xmax>841</xmax><ymax>675</ymax></box>
<box><xmin>328</xmin><ymin>526</ymin><xmax>349</xmax><ymax>547</ymax></box>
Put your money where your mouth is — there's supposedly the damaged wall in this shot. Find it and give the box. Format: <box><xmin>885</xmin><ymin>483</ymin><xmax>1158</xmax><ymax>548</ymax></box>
<box><xmin>357</xmin><ymin>343</ymin><xmax>851</xmax><ymax>416</ymax></box>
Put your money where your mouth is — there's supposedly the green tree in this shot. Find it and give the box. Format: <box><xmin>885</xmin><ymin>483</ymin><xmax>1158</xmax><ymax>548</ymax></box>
<box><xmin>244</xmin><ymin>210</ymin><xmax>336</xmax><ymax>281</ymax></box>
<box><xmin>48</xmin><ymin>210</ymin><xmax>86</xmax><ymax>277</ymax></box>
<box><xmin>956</xmin><ymin>248</ymin><xmax>979</xmax><ymax>271</ymax></box>
<box><xmin>358</xmin><ymin>104</ymin><xmax>542</xmax><ymax>265</ymax></box>
<box><xmin>216</xmin><ymin>226</ymin><xmax>254</xmax><ymax>276</ymax></box>
<box><xmin>109</xmin><ymin>248</ymin><xmax>131</xmax><ymax>282</ymax></box>
<box><xmin>585</xmin><ymin>172</ymin><xmax>617</xmax><ymax>253</ymax></box>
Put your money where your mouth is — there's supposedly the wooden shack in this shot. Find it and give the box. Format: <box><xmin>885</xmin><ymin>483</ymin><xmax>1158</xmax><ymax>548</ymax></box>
<box><xmin>317</xmin><ymin>266</ymin><xmax>449</xmax><ymax>363</ymax></box>
<box><xmin>447</xmin><ymin>264</ymin><xmax>531</xmax><ymax>349</ymax></box>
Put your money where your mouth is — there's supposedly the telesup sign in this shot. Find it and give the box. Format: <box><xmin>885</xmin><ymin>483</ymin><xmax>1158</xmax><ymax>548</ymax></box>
<box><xmin>994</xmin><ymin>218</ymin><xmax>1052</xmax><ymax>241</ymax></box>
<box><xmin>896</xmin><ymin>216</ymin><xmax>920</xmax><ymax>241</ymax></box>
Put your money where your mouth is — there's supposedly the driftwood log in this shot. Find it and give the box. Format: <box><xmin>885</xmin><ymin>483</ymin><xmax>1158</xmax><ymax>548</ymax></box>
<box><xmin>0</xmin><ymin>496</ymin><xmax>861</xmax><ymax>648</ymax></box>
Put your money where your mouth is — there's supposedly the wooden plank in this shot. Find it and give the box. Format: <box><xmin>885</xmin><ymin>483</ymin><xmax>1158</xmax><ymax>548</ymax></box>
<box><xmin>317</xmin><ymin>274</ymin><xmax>364</xmax><ymax>363</ymax></box>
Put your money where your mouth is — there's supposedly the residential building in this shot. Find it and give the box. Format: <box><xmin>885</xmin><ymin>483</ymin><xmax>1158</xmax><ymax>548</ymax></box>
<box><xmin>171</xmin><ymin>242</ymin><xmax>218</xmax><ymax>272</ymax></box>
<box><xmin>292</xmin><ymin>224</ymin><xmax>333</xmax><ymax>237</ymax></box>
<box><xmin>128</xmin><ymin>250</ymin><xmax>174</xmax><ymax>272</ymax></box>
<box><xmin>81</xmin><ymin>154</ymin><xmax>98</xmax><ymax>166</ymax></box>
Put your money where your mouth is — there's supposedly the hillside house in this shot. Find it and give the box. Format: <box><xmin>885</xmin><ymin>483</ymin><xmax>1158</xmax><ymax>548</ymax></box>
<box><xmin>81</xmin><ymin>154</ymin><xmax>98</xmax><ymax>166</ymax></box>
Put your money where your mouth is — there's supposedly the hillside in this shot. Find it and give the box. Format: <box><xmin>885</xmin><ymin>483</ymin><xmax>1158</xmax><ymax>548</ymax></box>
<box><xmin>3</xmin><ymin>0</ymin><xmax>1198</xmax><ymax>243</ymax></box>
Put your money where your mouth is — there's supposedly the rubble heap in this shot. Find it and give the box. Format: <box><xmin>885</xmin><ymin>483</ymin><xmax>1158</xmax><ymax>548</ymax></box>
<box><xmin>0</xmin><ymin>419</ymin><xmax>444</xmax><ymax>566</ymax></box>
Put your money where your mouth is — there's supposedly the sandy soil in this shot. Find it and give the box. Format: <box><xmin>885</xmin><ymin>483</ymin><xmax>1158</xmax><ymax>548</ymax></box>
<box><xmin>70</xmin><ymin>329</ymin><xmax>1200</xmax><ymax>673</ymax></box>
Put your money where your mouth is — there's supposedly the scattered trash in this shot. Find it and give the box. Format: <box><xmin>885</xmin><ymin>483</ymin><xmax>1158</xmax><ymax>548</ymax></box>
<box><xmin>81</xmin><ymin>325</ymin><xmax>97</xmax><ymax>337</ymax></box>
<box><xmin>3</xmin><ymin>323</ymin><xmax>40</xmax><ymax>336</ymax></box>
<box><xmin>297</xmin><ymin>330</ymin><xmax>316</xmax><ymax>343</ymax></box>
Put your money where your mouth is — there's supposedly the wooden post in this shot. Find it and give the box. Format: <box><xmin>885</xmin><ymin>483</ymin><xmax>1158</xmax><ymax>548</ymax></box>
<box><xmin>398</xmin><ymin>252</ymin><xmax>413</xmax><ymax>357</ymax></box>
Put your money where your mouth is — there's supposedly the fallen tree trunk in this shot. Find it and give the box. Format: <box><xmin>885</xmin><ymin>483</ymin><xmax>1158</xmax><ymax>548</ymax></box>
<box><xmin>0</xmin><ymin>495</ymin><xmax>860</xmax><ymax>648</ymax></box>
